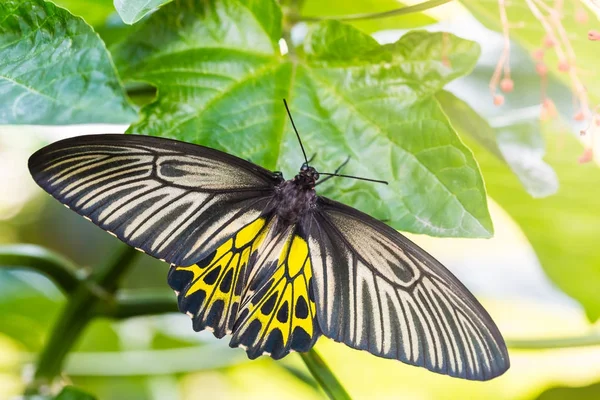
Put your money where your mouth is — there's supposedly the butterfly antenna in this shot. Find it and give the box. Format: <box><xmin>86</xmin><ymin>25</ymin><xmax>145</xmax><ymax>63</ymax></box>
<box><xmin>283</xmin><ymin>99</ymin><xmax>309</xmax><ymax>165</ymax></box>
<box><xmin>319</xmin><ymin>156</ymin><xmax>388</xmax><ymax>185</ymax></box>
<box><xmin>319</xmin><ymin>172</ymin><xmax>388</xmax><ymax>185</ymax></box>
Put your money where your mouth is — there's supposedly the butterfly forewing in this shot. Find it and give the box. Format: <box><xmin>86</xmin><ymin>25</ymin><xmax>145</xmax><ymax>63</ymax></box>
<box><xmin>28</xmin><ymin>134</ymin><xmax>280</xmax><ymax>266</ymax></box>
<box><xmin>304</xmin><ymin>197</ymin><xmax>509</xmax><ymax>381</ymax></box>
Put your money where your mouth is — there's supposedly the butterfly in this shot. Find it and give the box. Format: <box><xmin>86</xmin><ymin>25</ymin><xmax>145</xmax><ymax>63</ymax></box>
<box><xmin>28</xmin><ymin>101</ymin><xmax>509</xmax><ymax>381</ymax></box>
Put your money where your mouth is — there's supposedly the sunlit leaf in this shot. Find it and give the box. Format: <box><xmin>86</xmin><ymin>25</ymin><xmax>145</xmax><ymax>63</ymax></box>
<box><xmin>536</xmin><ymin>381</ymin><xmax>600</xmax><ymax>400</ymax></box>
<box><xmin>300</xmin><ymin>0</ymin><xmax>435</xmax><ymax>33</ymax></box>
<box><xmin>458</xmin><ymin>121</ymin><xmax>600</xmax><ymax>322</ymax></box>
<box><xmin>437</xmin><ymin>90</ymin><xmax>558</xmax><ymax>198</ymax></box>
<box><xmin>113</xmin><ymin>0</ymin><xmax>172</xmax><ymax>24</ymax></box>
<box><xmin>50</xmin><ymin>0</ymin><xmax>115</xmax><ymax>26</ymax></box>
<box><xmin>111</xmin><ymin>0</ymin><xmax>492</xmax><ymax>238</ymax></box>
<box><xmin>54</xmin><ymin>386</ymin><xmax>97</xmax><ymax>400</ymax></box>
<box><xmin>0</xmin><ymin>0</ymin><xmax>136</xmax><ymax>124</ymax></box>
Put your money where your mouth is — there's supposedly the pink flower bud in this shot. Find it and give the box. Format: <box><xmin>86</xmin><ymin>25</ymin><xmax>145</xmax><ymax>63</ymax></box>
<box><xmin>500</xmin><ymin>78</ymin><xmax>514</xmax><ymax>93</ymax></box>
<box><xmin>532</xmin><ymin>49</ymin><xmax>545</xmax><ymax>61</ymax></box>
<box><xmin>558</xmin><ymin>60</ymin><xmax>570</xmax><ymax>72</ymax></box>
<box><xmin>576</xmin><ymin>9</ymin><xmax>588</xmax><ymax>24</ymax></box>
<box><xmin>536</xmin><ymin>62</ymin><xmax>548</xmax><ymax>76</ymax></box>
<box><xmin>595</xmin><ymin>117</ymin><xmax>600</xmax><ymax>126</ymax></box>
<box><xmin>493</xmin><ymin>95</ymin><xmax>505</xmax><ymax>106</ymax></box>
<box><xmin>578</xmin><ymin>148</ymin><xmax>593</xmax><ymax>164</ymax></box>
<box><xmin>589</xmin><ymin>30</ymin><xmax>600</xmax><ymax>41</ymax></box>
<box><xmin>544</xmin><ymin>35</ymin><xmax>555</xmax><ymax>47</ymax></box>
<box><xmin>574</xmin><ymin>110</ymin><xmax>585</xmax><ymax>121</ymax></box>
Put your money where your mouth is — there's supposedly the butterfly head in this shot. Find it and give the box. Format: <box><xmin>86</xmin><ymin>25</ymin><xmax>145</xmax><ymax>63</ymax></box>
<box><xmin>295</xmin><ymin>163</ymin><xmax>320</xmax><ymax>188</ymax></box>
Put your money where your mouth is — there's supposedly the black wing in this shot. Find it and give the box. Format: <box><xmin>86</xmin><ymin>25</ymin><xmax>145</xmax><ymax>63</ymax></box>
<box><xmin>304</xmin><ymin>196</ymin><xmax>509</xmax><ymax>380</ymax></box>
<box><xmin>28</xmin><ymin>134</ymin><xmax>282</xmax><ymax>266</ymax></box>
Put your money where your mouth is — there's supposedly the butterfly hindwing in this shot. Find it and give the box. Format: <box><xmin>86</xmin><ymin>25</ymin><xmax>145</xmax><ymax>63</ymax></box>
<box><xmin>28</xmin><ymin>134</ymin><xmax>281</xmax><ymax>266</ymax></box>
<box><xmin>168</xmin><ymin>217</ymin><xmax>270</xmax><ymax>337</ymax></box>
<box><xmin>230</xmin><ymin>224</ymin><xmax>320</xmax><ymax>359</ymax></box>
<box><xmin>305</xmin><ymin>197</ymin><xmax>509</xmax><ymax>381</ymax></box>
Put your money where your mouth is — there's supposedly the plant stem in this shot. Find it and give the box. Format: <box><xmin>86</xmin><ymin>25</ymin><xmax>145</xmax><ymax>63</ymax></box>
<box><xmin>300</xmin><ymin>349</ymin><xmax>351</xmax><ymax>400</ymax></box>
<box><xmin>297</xmin><ymin>0</ymin><xmax>452</xmax><ymax>22</ymax></box>
<box><xmin>105</xmin><ymin>290</ymin><xmax>178</xmax><ymax>319</ymax></box>
<box><xmin>507</xmin><ymin>331</ymin><xmax>600</xmax><ymax>349</ymax></box>
<box><xmin>0</xmin><ymin>244</ymin><xmax>81</xmax><ymax>294</ymax></box>
<box><xmin>25</xmin><ymin>245</ymin><xmax>139</xmax><ymax>395</ymax></box>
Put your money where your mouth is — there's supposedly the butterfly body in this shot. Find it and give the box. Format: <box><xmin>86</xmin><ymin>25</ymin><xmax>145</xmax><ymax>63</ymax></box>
<box><xmin>272</xmin><ymin>174</ymin><xmax>318</xmax><ymax>223</ymax></box>
<box><xmin>29</xmin><ymin>133</ymin><xmax>509</xmax><ymax>380</ymax></box>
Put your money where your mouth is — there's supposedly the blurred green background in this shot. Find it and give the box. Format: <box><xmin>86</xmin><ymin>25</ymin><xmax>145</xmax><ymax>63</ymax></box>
<box><xmin>2</xmin><ymin>0</ymin><xmax>600</xmax><ymax>399</ymax></box>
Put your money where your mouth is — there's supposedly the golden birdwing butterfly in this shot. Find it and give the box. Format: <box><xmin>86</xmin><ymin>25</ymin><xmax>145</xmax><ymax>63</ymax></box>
<box><xmin>28</xmin><ymin>107</ymin><xmax>509</xmax><ymax>381</ymax></box>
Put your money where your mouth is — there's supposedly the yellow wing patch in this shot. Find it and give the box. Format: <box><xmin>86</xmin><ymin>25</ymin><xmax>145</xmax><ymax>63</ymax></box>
<box><xmin>168</xmin><ymin>217</ymin><xmax>268</xmax><ymax>337</ymax></box>
<box><xmin>230</xmin><ymin>232</ymin><xmax>320</xmax><ymax>359</ymax></box>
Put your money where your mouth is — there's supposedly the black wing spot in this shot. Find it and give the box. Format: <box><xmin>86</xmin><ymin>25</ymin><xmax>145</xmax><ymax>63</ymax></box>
<box><xmin>203</xmin><ymin>266</ymin><xmax>221</xmax><ymax>285</ymax></box>
<box><xmin>295</xmin><ymin>296</ymin><xmax>309</xmax><ymax>319</ymax></box>
<box><xmin>206</xmin><ymin>299</ymin><xmax>225</xmax><ymax>330</ymax></box>
<box><xmin>220</xmin><ymin>268</ymin><xmax>234</xmax><ymax>293</ymax></box>
<box><xmin>276</xmin><ymin>300</ymin><xmax>289</xmax><ymax>323</ymax></box>
<box><xmin>197</xmin><ymin>250</ymin><xmax>217</xmax><ymax>269</ymax></box>
<box><xmin>291</xmin><ymin>326</ymin><xmax>312</xmax><ymax>352</ymax></box>
<box><xmin>308</xmin><ymin>277</ymin><xmax>315</xmax><ymax>302</ymax></box>
<box><xmin>167</xmin><ymin>266</ymin><xmax>192</xmax><ymax>292</ymax></box>
<box><xmin>261</xmin><ymin>292</ymin><xmax>278</xmax><ymax>315</ymax></box>
<box><xmin>264</xmin><ymin>328</ymin><xmax>284</xmax><ymax>356</ymax></box>
<box><xmin>179</xmin><ymin>289</ymin><xmax>206</xmax><ymax>315</ymax></box>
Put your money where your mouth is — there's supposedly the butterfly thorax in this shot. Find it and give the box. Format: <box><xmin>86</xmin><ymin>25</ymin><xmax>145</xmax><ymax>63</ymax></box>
<box><xmin>273</xmin><ymin>167</ymin><xmax>318</xmax><ymax>223</ymax></box>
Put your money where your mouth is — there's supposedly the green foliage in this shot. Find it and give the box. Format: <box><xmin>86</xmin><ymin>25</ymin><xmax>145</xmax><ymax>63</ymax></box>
<box><xmin>3</xmin><ymin>0</ymin><xmax>600</xmax><ymax>399</ymax></box>
<box><xmin>0</xmin><ymin>0</ymin><xmax>136</xmax><ymax>124</ymax></box>
<box><xmin>300</xmin><ymin>0</ymin><xmax>435</xmax><ymax>32</ymax></box>
<box><xmin>462</xmin><ymin>0</ymin><xmax>600</xmax><ymax>103</ymax></box>
<box><xmin>54</xmin><ymin>386</ymin><xmax>97</xmax><ymax>400</ymax></box>
<box><xmin>113</xmin><ymin>0</ymin><xmax>173</xmax><ymax>24</ymax></box>
<box><xmin>536</xmin><ymin>381</ymin><xmax>600</xmax><ymax>400</ymax></box>
<box><xmin>112</xmin><ymin>0</ymin><xmax>491</xmax><ymax>237</ymax></box>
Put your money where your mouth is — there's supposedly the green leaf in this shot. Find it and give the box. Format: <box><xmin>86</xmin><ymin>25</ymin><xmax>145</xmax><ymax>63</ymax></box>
<box><xmin>112</xmin><ymin>0</ymin><xmax>492</xmax><ymax>238</ymax></box>
<box><xmin>113</xmin><ymin>0</ymin><xmax>172</xmax><ymax>24</ymax></box>
<box><xmin>437</xmin><ymin>90</ymin><xmax>558</xmax><ymax>198</ymax></box>
<box><xmin>54</xmin><ymin>386</ymin><xmax>97</xmax><ymax>400</ymax></box>
<box><xmin>0</xmin><ymin>0</ymin><xmax>136</xmax><ymax>124</ymax></box>
<box><xmin>459</xmin><ymin>119</ymin><xmax>600</xmax><ymax>321</ymax></box>
<box><xmin>536</xmin><ymin>381</ymin><xmax>600</xmax><ymax>400</ymax></box>
<box><xmin>300</xmin><ymin>0</ymin><xmax>436</xmax><ymax>33</ymax></box>
<box><xmin>50</xmin><ymin>0</ymin><xmax>115</xmax><ymax>26</ymax></box>
<box><xmin>461</xmin><ymin>0</ymin><xmax>600</xmax><ymax>103</ymax></box>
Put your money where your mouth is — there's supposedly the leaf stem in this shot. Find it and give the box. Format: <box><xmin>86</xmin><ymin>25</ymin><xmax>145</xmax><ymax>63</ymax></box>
<box><xmin>507</xmin><ymin>332</ymin><xmax>600</xmax><ymax>349</ymax></box>
<box><xmin>102</xmin><ymin>289</ymin><xmax>178</xmax><ymax>319</ymax></box>
<box><xmin>300</xmin><ymin>349</ymin><xmax>351</xmax><ymax>400</ymax></box>
<box><xmin>0</xmin><ymin>244</ymin><xmax>81</xmax><ymax>294</ymax></box>
<box><xmin>25</xmin><ymin>245</ymin><xmax>139</xmax><ymax>395</ymax></box>
<box><xmin>296</xmin><ymin>0</ymin><xmax>452</xmax><ymax>22</ymax></box>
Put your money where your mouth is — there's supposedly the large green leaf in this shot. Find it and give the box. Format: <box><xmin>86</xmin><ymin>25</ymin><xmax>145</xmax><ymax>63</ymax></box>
<box><xmin>461</xmin><ymin>0</ymin><xmax>600</xmax><ymax>103</ymax></box>
<box><xmin>443</xmin><ymin>29</ymin><xmax>561</xmax><ymax>198</ymax></box>
<box><xmin>0</xmin><ymin>0</ymin><xmax>136</xmax><ymax>124</ymax></box>
<box><xmin>113</xmin><ymin>0</ymin><xmax>172</xmax><ymax>24</ymax></box>
<box><xmin>111</xmin><ymin>0</ymin><xmax>492</xmax><ymax>238</ymax></box>
<box><xmin>300</xmin><ymin>0</ymin><xmax>435</xmax><ymax>33</ymax></box>
<box><xmin>536</xmin><ymin>381</ymin><xmax>600</xmax><ymax>400</ymax></box>
<box><xmin>454</xmin><ymin>106</ymin><xmax>600</xmax><ymax>321</ymax></box>
<box><xmin>54</xmin><ymin>386</ymin><xmax>97</xmax><ymax>400</ymax></box>
<box><xmin>50</xmin><ymin>0</ymin><xmax>115</xmax><ymax>26</ymax></box>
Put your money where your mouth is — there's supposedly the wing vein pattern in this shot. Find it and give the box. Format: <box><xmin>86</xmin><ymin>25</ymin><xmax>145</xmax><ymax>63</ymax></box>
<box><xmin>305</xmin><ymin>196</ymin><xmax>509</xmax><ymax>381</ymax></box>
